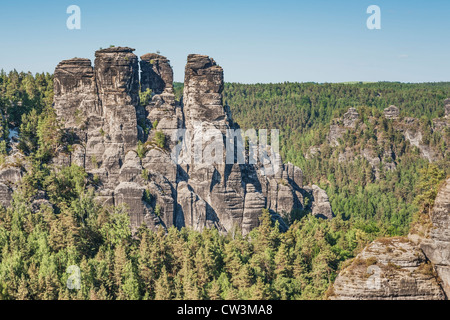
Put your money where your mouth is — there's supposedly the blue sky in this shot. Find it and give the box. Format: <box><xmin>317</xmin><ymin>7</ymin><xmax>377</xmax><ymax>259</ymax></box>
<box><xmin>0</xmin><ymin>0</ymin><xmax>449</xmax><ymax>83</ymax></box>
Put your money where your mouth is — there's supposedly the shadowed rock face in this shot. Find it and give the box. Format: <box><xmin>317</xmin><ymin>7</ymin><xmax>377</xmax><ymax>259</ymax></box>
<box><xmin>183</xmin><ymin>54</ymin><xmax>228</xmax><ymax>131</ymax></box>
<box><xmin>140</xmin><ymin>53</ymin><xmax>174</xmax><ymax>94</ymax></box>
<box><xmin>52</xmin><ymin>48</ymin><xmax>328</xmax><ymax>235</ymax></box>
<box><xmin>53</xmin><ymin>58</ymin><xmax>98</xmax><ymax>130</ymax></box>
<box><xmin>94</xmin><ymin>47</ymin><xmax>140</xmax><ymax>186</ymax></box>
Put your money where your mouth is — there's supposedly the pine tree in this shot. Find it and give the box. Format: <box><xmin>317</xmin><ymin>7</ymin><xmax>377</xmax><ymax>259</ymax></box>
<box><xmin>154</xmin><ymin>265</ymin><xmax>172</xmax><ymax>300</ymax></box>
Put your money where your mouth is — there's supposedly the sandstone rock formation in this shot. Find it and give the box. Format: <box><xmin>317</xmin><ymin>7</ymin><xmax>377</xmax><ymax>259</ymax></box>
<box><xmin>383</xmin><ymin>105</ymin><xmax>400</xmax><ymax>119</ymax></box>
<box><xmin>325</xmin><ymin>102</ymin><xmax>449</xmax><ymax>172</ymax></box>
<box><xmin>418</xmin><ymin>177</ymin><xmax>450</xmax><ymax>297</ymax></box>
<box><xmin>309</xmin><ymin>185</ymin><xmax>333</xmax><ymax>220</ymax></box>
<box><xmin>331</xmin><ymin>178</ymin><xmax>450</xmax><ymax>300</ymax></box>
<box><xmin>330</xmin><ymin>237</ymin><xmax>445</xmax><ymax>300</ymax></box>
<box><xmin>404</xmin><ymin>128</ymin><xmax>439</xmax><ymax>162</ymax></box>
<box><xmin>328</xmin><ymin>107</ymin><xmax>359</xmax><ymax>146</ymax></box>
<box><xmin>140</xmin><ymin>53</ymin><xmax>174</xmax><ymax>95</ymax></box>
<box><xmin>52</xmin><ymin>48</ymin><xmax>324</xmax><ymax>235</ymax></box>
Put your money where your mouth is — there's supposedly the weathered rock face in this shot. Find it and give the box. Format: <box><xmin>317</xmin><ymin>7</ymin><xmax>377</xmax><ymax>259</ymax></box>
<box><xmin>328</xmin><ymin>107</ymin><xmax>359</xmax><ymax>146</ymax></box>
<box><xmin>419</xmin><ymin>177</ymin><xmax>450</xmax><ymax>297</ymax></box>
<box><xmin>93</xmin><ymin>47</ymin><xmax>140</xmax><ymax>187</ymax></box>
<box><xmin>331</xmin><ymin>179</ymin><xmax>450</xmax><ymax>300</ymax></box>
<box><xmin>384</xmin><ymin>105</ymin><xmax>400</xmax><ymax>119</ymax></box>
<box><xmin>182</xmin><ymin>54</ymin><xmax>228</xmax><ymax>131</ymax></box>
<box><xmin>53</xmin><ymin>47</ymin><xmax>150</xmax><ymax>230</ymax></box>
<box><xmin>52</xmin><ymin>48</ymin><xmax>328</xmax><ymax>235</ymax></box>
<box><xmin>140</xmin><ymin>53</ymin><xmax>174</xmax><ymax>94</ymax></box>
<box><xmin>342</xmin><ymin>107</ymin><xmax>359</xmax><ymax>128</ymax></box>
<box><xmin>310</xmin><ymin>185</ymin><xmax>334</xmax><ymax>220</ymax></box>
<box><xmin>53</xmin><ymin>58</ymin><xmax>99</xmax><ymax>130</ymax></box>
<box><xmin>328</xmin><ymin>124</ymin><xmax>346</xmax><ymax>147</ymax></box>
<box><xmin>330</xmin><ymin>237</ymin><xmax>445</xmax><ymax>300</ymax></box>
<box><xmin>140</xmin><ymin>54</ymin><xmax>180</xmax><ymax>141</ymax></box>
<box><xmin>324</xmin><ymin>103</ymin><xmax>448</xmax><ymax>174</ymax></box>
<box><xmin>0</xmin><ymin>169</ymin><xmax>19</xmax><ymax>208</ymax></box>
<box><xmin>404</xmin><ymin>128</ymin><xmax>438</xmax><ymax>162</ymax></box>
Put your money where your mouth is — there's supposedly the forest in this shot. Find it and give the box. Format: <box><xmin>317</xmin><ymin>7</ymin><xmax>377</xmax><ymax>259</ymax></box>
<box><xmin>0</xmin><ymin>70</ymin><xmax>448</xmax><ymax>299</ymax></box>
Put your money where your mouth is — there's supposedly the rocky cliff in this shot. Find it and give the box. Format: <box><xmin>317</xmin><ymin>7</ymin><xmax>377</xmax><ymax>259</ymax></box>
<box><xmin>330</xmin><ymin>178</ymin><xmax>450</xmax><ymax>300</ymax></box>
<box><xmin>323</xmin><ymin>103</ymin><xmax>449</xmax><ymax>177</ymax></box>
<box><xmin>50</xmin><ymin>47</ymin><xmax>332</xmax><ymax>235</ymax></box>
<box><xmin>417</xmin><ymin>177</ymin><xmax>450</xmax><ymax>297</ymax></box>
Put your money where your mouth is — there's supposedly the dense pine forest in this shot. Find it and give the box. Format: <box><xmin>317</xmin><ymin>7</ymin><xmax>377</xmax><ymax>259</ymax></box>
<box><xmin>224</xmin><ymin>82</ymin><xmax>450</xmax><ymax>236</ymax></box>
<box><xmin>0</xmin><ymin>71</ymin><xmax>448</xmax><ymax>299</ymax></box>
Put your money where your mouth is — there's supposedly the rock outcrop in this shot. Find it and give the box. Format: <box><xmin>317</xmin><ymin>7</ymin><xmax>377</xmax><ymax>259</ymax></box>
<box><xmin>140</xmin><ymin>53</ymin><xmax>174</xmax><ymax>95</ymax></box>
<box><xmin>52</xmin><ymin>48</ymin><xmax>325</xmax><ymax>235</ymax></box>
<box><xmin>328</xmin><ymin>107</ymin><xmax>359</xmax><ymax>146</ymax></box>
<box><xmin>325</xmin><ymin>102</ymin><xmax>449</xmax><ymax>174</ymax></box>
<box><xmin>0</xmin><ymin>128</ymin><xmax>25</xmax><ymax>208</ymax></box>
<box><xmin>383</xmin><ymin>105</ymin><xmax>400</xmax><ymax>119</ymax></box>
<box><xmin>330</xmin><ymin>178</ymin><xmax>450</xmax><ymax>300</ymax></box>
<box><xmin>310</xmin><ymin>185</ymin><xmax>334</xmax><ymax>220</ymax></box>
<box><xmin>404</xmin><ymin>128</ymin><xmax>439</xmax><ymax>162</ymax></box>
<box><xmin>330</xmin><ymin>237</ymin><xmax>445</xmax><ymax>300</ymax></box>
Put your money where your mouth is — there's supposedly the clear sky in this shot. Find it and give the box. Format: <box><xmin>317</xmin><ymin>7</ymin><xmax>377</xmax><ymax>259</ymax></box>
<box><xmin>0</xmin><ymin>0</ymin><xmax>449</xmax><ymax>83</ymax></box>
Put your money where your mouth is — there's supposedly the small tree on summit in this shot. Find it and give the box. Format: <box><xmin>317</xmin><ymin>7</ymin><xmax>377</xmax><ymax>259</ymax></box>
<box><xmin>154</xmin><ymin>131</ymin><xmax>166</xmax><ymax>149</ymax></box>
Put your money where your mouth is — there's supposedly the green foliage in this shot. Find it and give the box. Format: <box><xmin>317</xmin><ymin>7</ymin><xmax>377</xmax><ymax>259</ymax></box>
<box><xmin>154</xmin><ymin>131</ymin><xmax>166</xmax><ymax>149</ymax></box>
<box><xmin>43</xmin><ymin>164</ymin><xmax>87</xmax><ymax>205</ymax></box>
<box><xmin>142</xmin><ymin>189</ymin><xmax>152</xmax><ymax>204</ymax></box>
<box><xmin>18</xmin><ymin>109</ymin><xmax>39</xmax><ymax>154</ymax></box>
<box><xmin>410</xmin><ymin>164</ymin><xmax>447</xmax><ymax>235</ymax></box>
<box><xmin>141</xmin><ymin>168</ymin><xmax>150</xmax><ymax>181</ymax></box>
<box><xmin>173</xmin><ymin>82</ymin><xmax>184</xmax><ymax>102</ymax></box>
<box><xmin>136</xmin><ymin>141</ymin><xmax>147</xmax><ymax>159</ymax></box>
<box><xmin>0</xmin><ymin>164</ymin><xmax>361</xmax><ymax>302</ymax></box>
<box><xmin>139</xmin><ymin>88</ymin><xmax>152</xmax><ymax>106</ymax></box>
<box><xmin>224</xmin><ymin>82</ymin><xmax>450</xmax><ymax>237</ymax></box>
<box><xmin>154</xmin><ymin>204</ymin><xmax>161</xmax><ymax>217</ymax></box>
<box><xmin>413</xmin><ymin>164</ymin><xmax>446</xmax><ymax>215</ymax></box>
<box><xmin>0</xmin><ymin>140</ymin><xmax>7</xmax><ymax>165</ymax></box>
<box><xmin>18</xmin><ymin>108</ymin><xmax>62</xmax><ymax>161</ymax></box>
<box><xmin>0</xmin><ymin>70</ymin><xmax>53</xmax><ymax>126</ymax></box>
<box><xmin>91</xmin><ymin>155</ymin><xmax>98</xmax><ymax>169</ymax></box>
